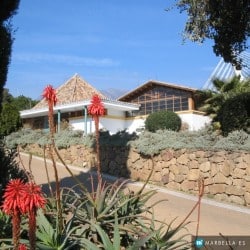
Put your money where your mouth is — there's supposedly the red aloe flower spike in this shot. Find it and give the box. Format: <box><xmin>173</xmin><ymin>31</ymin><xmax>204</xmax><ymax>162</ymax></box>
<box><xmin>42</xmin><ymin>85</ymin><xmax>57</xmax><ymax>135</ymax></box>
<box><xmin>1</xmin><ymin>179</ymin><xmax>27</xmax><ymax>250</ymax></box>
<box><xmin>88</xmin><ymin>94</ymin><xmax>105</xmax><ymax>117</ymax></box>
<box><xmin>18</xmin><ymin>244</ymin><xmax>27</xmax><ymax>250</ymax></box>
<box><xmin>24</xmin><ymin>182</ymin><xmax>46</xmax><ymax>213</ymax></box>
<box><xmin>42</xmin><ymin>84</ymin><xmax>63</xmax><ymax>234</ymax></box>
<box><xmin>2</xmin><ymin>179</ymin><xmax>27</xmax><ymax>215</ymax></box>
<box><xmin>88</xmin><ymin>95</ymin><xmax>105</xmax><ymax>183</ymax></box>
<box><xmin>42</xmin><ymin>84</ymin><xmax>57</xmax><ymax>105</ymax></box>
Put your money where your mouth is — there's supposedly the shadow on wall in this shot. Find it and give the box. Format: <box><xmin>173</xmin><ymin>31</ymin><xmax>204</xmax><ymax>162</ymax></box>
<box><xmin>97</xmin><ymin>130</ymin><xmax>137</xmax><ymax>179</ymax></box>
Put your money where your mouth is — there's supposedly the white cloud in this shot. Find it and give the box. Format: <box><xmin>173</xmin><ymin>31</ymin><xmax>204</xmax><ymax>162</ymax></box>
<box><xmin>13</xmin><ymin>52</ymin><xmax>119</xmax><ymax>67</ymax></box>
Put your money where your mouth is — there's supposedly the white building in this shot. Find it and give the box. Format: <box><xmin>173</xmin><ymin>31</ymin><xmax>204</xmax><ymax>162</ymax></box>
<box><xmin>20</xmin><ymin>74</ymin><xmax>210</xmax><ymax>134</ymax></box>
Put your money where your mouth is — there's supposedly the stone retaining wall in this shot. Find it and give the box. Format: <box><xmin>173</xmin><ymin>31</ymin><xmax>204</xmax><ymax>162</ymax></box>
<box><xmin>21</xmin><ymin>144</ymin><xmax>250</xmax><ymax>206</ymax></box>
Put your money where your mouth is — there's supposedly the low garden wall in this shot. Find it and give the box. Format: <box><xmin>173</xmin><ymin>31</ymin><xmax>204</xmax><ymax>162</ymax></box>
<box><xmin>20</xmin><ymin>144</ymin><xmax>250</xmax><ymax>206</ymax></box>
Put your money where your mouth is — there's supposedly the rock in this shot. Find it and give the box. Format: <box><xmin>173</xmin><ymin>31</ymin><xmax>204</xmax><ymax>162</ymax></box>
<box><xmin>130</xmin><ymin>150</ymin><xmax>140</xmax><ymax>163</ymax></box>
<box><xmin>210</xmin><ymin>164</ymin><xmax>219</xmax><ymax>177</ymax></box>
<box><xmin>161</xmin><ymin>174</ymin><xmax>169</xmax><ymax>184</ymax></box>
<box><xmin>204</xmin><ymin>178</ymin><xmax>213</xmax><ymax>186</ymax></box>
<box><xmin>233</xmin><ymin>179</ymin><xmax>245</xmax><ymax>187</ymax></box>
<box><xmin>242</xmin><ymin>154</ymin><xmax>250</xmax><ymax>164</ymax></box>
<box><xmin>188</xmin><ymin>160</ymin><xmax>199</xmax><ymax>169</ymax></box>
<box><xmin>176</xmin><ymin>154</ymin><xmax>189</xmax><ymax>165</ymax></box>
<box><xmin>133</xmin><ymin>160</ymin><xmax>143</xmax><ymax>170</ymax></box>
<box><xmin>213</xmin><ymin>155</ymin><xmax>225</xmax><ymax>163</ymax></box>
<box><xmin>246</xmin><ymin>167</ymin><xmax>250</xmax><ymax>176</ymax></box>
<box><xmin>226</xmin><ymin>186</ymin><xmax>244</xmax><ymax>196</ymax></box>
<box><xmin>200</xmin><ymin>161</ymin><xmax>211</xmax><ymax>172</ymax></box>
<box><xmin>234</xmin><ymin>157</ymin><xmax>243</xmax><ymax>164</ymax></box>
<box><xmin>188</xmin><ymin>169</ymin><xmax>200</xmax><ymax>181</ymax></box>
<box><xmin>161</xmin><ymin>150</ymin><xmax>174</xmax><ymax>161</ymax></box>
<box><xmin>175</xmin><ymin>174</ymin><xmax>185</xmax><ymax>183</ymax></box>
<box><xmin>162</xmin><ymin>168</ymin><xmax>170</xmax><ymax>175</ymax></box>
<box><xmin>202</xmin><ymin>172</ymin><xmax>210</xmax><ymax>178</ymax></box>
<box><xmin>181</xmin><ymin>180</ymin><xmax>196</xmax><ymax>191</ymax></box>
<box><xmin>167</xmin><ymin>181</ymin><xmax>180</xmax><ymax>190</ymax></box>
<box><xmin>189</xmin><ymin>153</ymin><xmax>196</xmax><ymax>160</ymax></box>
<box><xmin>229</xmin><ymin>195</ymin><xmax>245</xmax><ymax>205</ymax></box>
<box><xmin>130</xmin><ymin>170</ymin><xmax>140</xmax><ymax>181</ymax></box>
<box><xmin>233</xmin><ymin>168</ymin><xmax>245</xmax><ymax>179</ymax></box>
<box><xmin>213</xmin><ymin>173</ymin><xmax>228</xmax><ymax>184</ymax></box>
<box><xmin>145</xmin><ymin>158</ymin><xmax>153</xmax><ymax>170</ymax></box>
<box><xmin>220</xmin><ymin>161</ymin><xmax>232</xmax><ymax>177</ymax></box>
<box><xmin>169</xmin><ymin>165</ymin><xmax>180</xmax><ymax>175</ymax></box>
<box><xmin>214</xmin><ymin>194</ymin><xmax>229</xmax><ymax>203</ymax></box>
<box><xmin>245</xmin><ymin>182</ymin><xmax>250</xmax><ymax>192</ymax></box>
<box><xmin>195</xmin><ymin>151</ymin><xmax>205</xmax><ymax>158</ymax></box>
<box><xmin>169</xmin><ymin>172</ymin><xmax>175</xmax><ymax>181</ymax></box>
<box><xmin>169</xmin><ymin>158</ymin><xmax>177</xmax><ymax>165</ymax></box>
<box><xmin>209</xmin><ymin>184</ymin><xmax>226</xmax><ymax>194</ymax></box>
<box><xmin>244</xmin><ymin>192</ymin><xmax>250</xmax><ymax>205</ymax></box>
<box><xmin>179</xmin><ymin>165</ymin><xmax>189</xmax><ymax>175</ymax></box>
<box><xmin>155</xmin><ymin>161</ymin><xmax>165</xmax><ymax>171</ymax></box>
<box><xmin>238</xmin><ymin>162</ymin><xmax>248</xmax><ymax>169</ymax></box>
<box><xmin>153</xmin><ymin>172</ymin><xmax>162</xmax><ymax>182</ymax></box>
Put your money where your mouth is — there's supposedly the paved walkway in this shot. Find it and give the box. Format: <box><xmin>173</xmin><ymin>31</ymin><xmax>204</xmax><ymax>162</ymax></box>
<box><xmin>18</xmin><ymin>153</ymin><xmax>250</xmax><ymax>237</ymax></box>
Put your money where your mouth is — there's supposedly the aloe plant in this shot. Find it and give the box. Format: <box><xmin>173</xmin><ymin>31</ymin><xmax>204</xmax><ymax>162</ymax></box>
<box><xmin>36</xmin><ymin>209</ymin><xmax>81</xmax><ymax>250</ymax></box>
<box><xmin>79</xmin><ymin>212</ymin><xmax>155</xmax><ymax>250</ymax></box>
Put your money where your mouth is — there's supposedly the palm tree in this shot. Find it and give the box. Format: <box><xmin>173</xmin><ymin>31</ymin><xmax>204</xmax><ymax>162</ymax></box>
<box><xmin>196</xmin><ymin>76</ymin><xmax>250</xmax><ymax>120</ymax></box>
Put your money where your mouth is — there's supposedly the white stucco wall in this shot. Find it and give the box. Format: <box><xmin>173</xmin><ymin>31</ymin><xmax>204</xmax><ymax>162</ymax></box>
<box><xmin>125</xmin><ymin>118</ymin><xmax>146</xmax><ymax>134</ymax></box>
<box><xmin>125</xmin><ymin>112</ymin><xmax>211</xmax><ymax>133</ymax></box>
<box><xmin>178</xmin><ymin>113</ymin><xmax>211</xmax><ymax>131</ymax></box>
<box><xmin>100</xmin><ymin>117</ymin><xmax>126</xmax><ymax>134</ymax></box>
<box><xmin>69</xmin><ymin>118</ymin><xmax>95</xmax><ymax>133</ymax></box>
<box><xmin>107</xmin><ymin>109</ymin><xmax>124</xmax><ymax>116</ymax></box>
<box><xmin>69</xmin><ymin>112</ymin><xmax>127</xmax><ymax>135</ymax></box>
<box><xmin>69</xmin><ymin>111</ymin><xmax>211</xmax><ymax>134</ymax></box>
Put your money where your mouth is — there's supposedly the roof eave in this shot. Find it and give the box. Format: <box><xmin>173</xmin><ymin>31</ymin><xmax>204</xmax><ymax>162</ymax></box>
<box><xmin>20</xmin><ymin>99</ymin><xmax>140</xmax><ymax>118</ymax></box>
<box><xmin>118</xmin><ymin>80</ymin><xmax>197</xmax><ymax>101</ymax></box>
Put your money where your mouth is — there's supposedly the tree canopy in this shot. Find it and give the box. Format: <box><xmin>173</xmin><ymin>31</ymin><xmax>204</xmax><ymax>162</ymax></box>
<box><xmin>175</xmin><ymin>0</ymin><xmax>250</xmax><ymax>67</ymax></box>
<box><xmin>0</xmin><ymin>89</ymin><xmax>38</xmax><ymax>136</ymax></box>
<box><xmin>196</xmin><ymin>76</ymin><xmax>250</xmax><ymax>119</ymax></box>
<box><xmin>0</xmin><ymin>0</ymin><xmax>20</xmax><ymax>105</ymax></box>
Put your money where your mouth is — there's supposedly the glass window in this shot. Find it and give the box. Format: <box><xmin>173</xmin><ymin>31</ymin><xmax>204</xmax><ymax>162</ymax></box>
<box><xmin>181</xmin><ymin>97</ymin><xmax>189</xmax><ymax>110</ymax></box>
<box><xmin>139</xmin><ymin>95</ymin><xmax>145</xmax><ymax>101</ymax></box>
<box><xmin>152</xmin><ymin>101</ymin><xmax>158</xmax><ymax>112</ymax></box>
<box><xmin>174</xmin><ymin>99</ymin><xmax>181</xmax><ymax>111</ymax></box>
<box><xmin>159</xmin><ymin>100</ymin><xmax>165</xmax><ymax>109</ymax></box>
<box><xmin>127</xmin><ymin>86</ymin><xmax>193</xmax><ymax>115</ymax></box>
<box><xmin>167</xmin><ymin>100</ymin><xmax>173</xmax><ymax>111</ymax></box>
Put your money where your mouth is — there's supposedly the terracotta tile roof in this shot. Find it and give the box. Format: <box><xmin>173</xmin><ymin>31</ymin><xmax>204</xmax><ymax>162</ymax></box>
<box><xmin>33</xmin><ymin>74</ymin><xmax>106</xmax><ymax>109</ymax></box>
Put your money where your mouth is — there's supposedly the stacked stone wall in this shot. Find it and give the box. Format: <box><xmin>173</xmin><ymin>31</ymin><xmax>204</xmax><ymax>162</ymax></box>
<box><xmin>21</xmin><ymin>144</ymin><xmax>250</xmax><ymax>206</ymax></box>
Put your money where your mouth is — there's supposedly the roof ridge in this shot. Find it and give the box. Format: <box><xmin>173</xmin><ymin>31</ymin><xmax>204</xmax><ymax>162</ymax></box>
<box><xmin>32</xmin><ymin>74</ymin><xmax>108</xmax><ymax>109</ymax></box>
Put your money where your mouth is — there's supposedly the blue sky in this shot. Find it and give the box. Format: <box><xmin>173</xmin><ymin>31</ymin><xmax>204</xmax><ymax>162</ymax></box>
<box><xmin>6</xmin><ymin>0</ymin><xmax>221</xmax><ymax>99</ymax></box>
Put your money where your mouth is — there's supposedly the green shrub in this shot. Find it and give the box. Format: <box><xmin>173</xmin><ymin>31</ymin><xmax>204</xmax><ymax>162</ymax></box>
<box><xmin>217</xmin><ymin>92</ymin><xmax>250</xmax><ymax>135</ymax></box>
<box><xmin>214</xmin><ymin>130</ymin><xmax>250</xmax><ymax>150</ymax></box>
<box><xmin>5</xmin><ymin>126</ymin><xmax>250</xmax><ymax>156</ymax></box>
<box><xmin>145</xmin><ymin>110</ymin><xmax>181</xmax><ymax>132</ymax></box>
<box><xmin>5</xmin><ymin>128</ymin><xmax>95</xmax><ymax>149</ymax></box>
<box><xmin>0</xmin><ymin>103</ymin><xmax>21</xmax><ymax>136</ymax></box>
<box><xmin>132</xmin><ymin>128</ymin><xmax>250</xmax><ymax>155</ymax></box>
